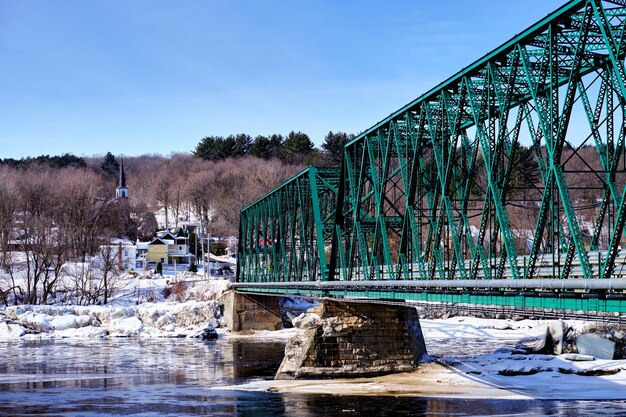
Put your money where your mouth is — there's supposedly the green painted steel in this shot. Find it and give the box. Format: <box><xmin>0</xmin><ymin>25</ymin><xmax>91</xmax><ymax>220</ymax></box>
<box><xmin>237</xmin><ymin>167</ymin><xmax>339</xmax><ymax>282</ymax></box>
<box><xmin>237</xmin><ymin>0</ymin><xmax>626</xmax><ymax>312</ymax></box>
<box><xmin>233</xmin><ymin>284</ymin><xmax>626</xmax><ymax>314</ymax></box>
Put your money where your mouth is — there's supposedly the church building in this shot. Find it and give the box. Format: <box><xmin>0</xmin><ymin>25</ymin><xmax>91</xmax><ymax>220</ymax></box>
<box><xmin>116</xmin><ymin>159</ymin><xmax>129</xmax><ymax>199</ymax></box>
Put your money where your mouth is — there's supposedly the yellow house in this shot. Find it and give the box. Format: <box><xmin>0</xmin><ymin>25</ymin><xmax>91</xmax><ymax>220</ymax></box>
<box><xmin>146</xmin><ymin>238</ymin><xmax>169</xmax><ymax>264</ymax></box>
<box><xmin>146</xmin><ymin>229</ymin><xmax>196</xmax><ymax>265</ymax></box>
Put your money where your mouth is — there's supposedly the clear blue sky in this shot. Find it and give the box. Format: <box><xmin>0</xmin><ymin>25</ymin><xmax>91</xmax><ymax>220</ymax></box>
<box><xmin>0</xmin><ymin>0</ymin><xmax>564</xmax><ymax>158</ymax></box>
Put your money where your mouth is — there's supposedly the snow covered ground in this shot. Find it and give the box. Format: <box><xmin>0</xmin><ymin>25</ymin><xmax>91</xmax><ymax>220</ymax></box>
<box><xmin>0</xmin><ymin>300</ymin><xmax>222</xmax><ymax>339</ymax></box>
<box><xmin>0</xmin><ymin>275</ymin><xmax>231</xmax><ymax>340</ymax></box>
<box><xmin>422</xmin><ymin>317</ymin><xmax>626</xmax><ymax>399</ymax></box>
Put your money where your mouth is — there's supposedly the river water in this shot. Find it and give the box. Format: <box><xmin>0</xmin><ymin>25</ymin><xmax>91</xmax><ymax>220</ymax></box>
<box><xmin>1</xmin><ymin>336</ymin><xmax>626</xmax><ymax>416</ymax></box>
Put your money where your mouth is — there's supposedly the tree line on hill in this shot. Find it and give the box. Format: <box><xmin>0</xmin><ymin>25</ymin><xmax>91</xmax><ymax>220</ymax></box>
<box><xmin>193</xmin><ymin>131</ymin><xmax>355</xmax><ymax>166</ymax></box>
<box><xmin>0</xmin><ymin>153</ymin><xmax>87</xmax><ymax>170</ymax></box>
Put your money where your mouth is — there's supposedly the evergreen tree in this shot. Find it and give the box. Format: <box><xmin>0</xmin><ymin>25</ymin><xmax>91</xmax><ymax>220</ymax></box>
<box><xmin>188</xmin><ymin>231</ymin><xmax>203</xmax><ymax>258</ymax></box>
<box><xmin>508</xmin><ymin>143</ymin><xmax>540</xmax><ymax>192</ymax></box>
<box><xmin>222</xmin><ymin>134</ymin><xmax>251</xmax><ymax>158</ymax></box>
<box><xmin>101</xmin><ymin>152</ymin><xmax>119</xmax><ymax>177</ymax></box>
<box><xmin>194</xmin><ymin>134</ymin><xmax>251</xmax><ymax>160</ymax></box>
<box><xmin>52</xmin><ymin>153</ymin><xmax>87</xmax><ymax>169</ymax></box>
<box><xmin>267</xmin><ymin>134</ymin><xmax>284</xmax><ymax>159</ymax></box>
<box><xmin>322</xmin><ymin>131</ymin><xmax>354</xmax><ymax>165</ymax></box>
<box><xmin>193</xmin><ymin>136</ymin><xmax>224</xmax><ymax>161</ymax></box>
<box><xmin>282</xmin><ymin>131</ymin><xmax>314</xmax><ymax>164</ymax></box>
<box><xmin>249</xmin><ymin>134</ymin><xmax>284</xmax><ymax>159</ymax></box>
<box><xmin>0</xmin><ymin>154</ymin><xmax>86</xmax><ymax>169</ymax></box>
<box><xmin>248</xmin><ymin>135</ymin><xmax>271</xmax><ymax>158</ymax></box>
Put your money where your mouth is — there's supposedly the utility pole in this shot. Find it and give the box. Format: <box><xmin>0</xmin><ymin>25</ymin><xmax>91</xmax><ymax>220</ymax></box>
<box><xmin>202</xmin><ymin>228</ymin><xmax>207</xmax><ymax>280</ymax></box>
<box><xmin>207</xmin><ymin>232</ymin><xmax>211</xmax><ymax>279</ymax></box>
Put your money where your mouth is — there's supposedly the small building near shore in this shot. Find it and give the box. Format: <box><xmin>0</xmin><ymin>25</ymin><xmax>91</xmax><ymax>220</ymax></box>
<box><xmin>145</xmin><ymin>228</ymin><xmax>196</xmax><ymax>266</ymax></box>
<box><xmin>93</xmin><ymin>238</ymin><xmax>145</xmax><ymax>272</ymax></box>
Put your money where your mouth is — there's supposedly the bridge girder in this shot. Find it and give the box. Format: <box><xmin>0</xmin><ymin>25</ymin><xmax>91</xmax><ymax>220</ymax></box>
<box><xmin>237</xmin><ymin>167</ymin><xmax>339</xmax><ymax>282</ymax></box>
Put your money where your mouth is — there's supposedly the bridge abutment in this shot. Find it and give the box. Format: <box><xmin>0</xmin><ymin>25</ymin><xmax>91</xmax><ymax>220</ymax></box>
<box><xmin>275</xmin><ymin>300</ymin><xmax>427</xmax><ymax>379</ymax></box>
<box><xmin>219</xmin><ymin>291</ymin><xmax>283</xmax><ymax>332</ymax></box>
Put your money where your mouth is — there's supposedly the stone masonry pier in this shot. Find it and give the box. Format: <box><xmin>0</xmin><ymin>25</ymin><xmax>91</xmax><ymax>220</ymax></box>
<box><xmin>275</xmin><ymin>299</ymin><xmax>427</xmax><ymax>379</ymax></box>
<box><xmin>219</xmin><ymin>291</ymin><xmax>283</xmax><ymax>332</ymax></box>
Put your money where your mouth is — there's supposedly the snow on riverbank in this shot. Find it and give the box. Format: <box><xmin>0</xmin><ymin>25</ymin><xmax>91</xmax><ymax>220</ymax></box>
<box><xmin>424</xmin><ymin>317</ymin><xmax>626</xmax><ymax>400</ymax></box>
<box><xmin>438</xmin><ymin>349</ymin><xmax>626</xmax><ymax>399</ymax></box>
<box><xmin>0</xmin><ymin>276</ymin><xmax>232</xmax><ymax>340</ymax></box>
<box><xmin>0</xmin><ymin>300</ymin><xmax>223</xmax><ymax>339</ymax></box>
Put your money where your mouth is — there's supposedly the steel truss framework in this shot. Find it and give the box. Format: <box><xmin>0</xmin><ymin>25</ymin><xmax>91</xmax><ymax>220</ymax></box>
<box><xmin>238</xmin><ymin>0</ymin><xmax>626</xmax><ymax>287</ymax></box>
<box><xmin>237</xmin><ymin>167</ymin><xmax>340</xmax><ymax>282</ymax></box>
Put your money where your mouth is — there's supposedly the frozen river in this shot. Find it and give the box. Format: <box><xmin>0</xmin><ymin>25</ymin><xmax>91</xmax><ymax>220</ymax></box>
<box><xmin>1</xmin><ymin>334</ymin><xmax>626</xmax><ymax>416</ymax></box>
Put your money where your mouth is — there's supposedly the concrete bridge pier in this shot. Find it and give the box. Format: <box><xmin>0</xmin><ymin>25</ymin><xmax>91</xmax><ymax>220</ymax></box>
<box><xmin>275</xmin><ymin>300</ymin><xmax>427</xmax><ymax>379</ymax></box>
<box><xmin>219</xmin><ymin>291</ymin><xmax>283</xmax><ymax>332</ymax></box>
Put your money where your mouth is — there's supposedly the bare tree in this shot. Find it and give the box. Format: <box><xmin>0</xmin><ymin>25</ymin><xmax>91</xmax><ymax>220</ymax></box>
<box><xmin>0</xmin><ymin>168</ymin><xmax>21</xmax><ymax>305</ymax></box>
<box><xmin>184</xmin><ymin>169</ymin><xmax>217</xmax><ymax>270</ymax></box>
<box><xmin>16</xmin><ymin>170</ymin><xmax>59</xmax><ymax>304</ymax></box>
<box><xmin>55</xmin><ymin>169</ymin><xmax>109</xmax><ymax>261</ymax></box>
<box><xmin>97</xmin><ymin>243</ymin><xmax>123</xmax><ymax>304</ymax></box>
<box><xmin>210</xmin><ymin>157</ymin><xmax>303</xmax><ymax>236</ymax></box>
<box><xmin>64</xmin><ymin>243</ymin><xmax>124</xmax><ymax>305</ymax></box>
<box><xmin>7</xmin><ymin>167</ymin><xmax>114</xmax><ymax>305</ymax></box>
<box><xmin>64</xmin><ymin>263</ymin><xmax>94</xmax><ymax>306</ymax></box>
<box><xmin>0</xmin><ymin>152</ymin><xmax>305</xmax><ymax>305</ymax></box>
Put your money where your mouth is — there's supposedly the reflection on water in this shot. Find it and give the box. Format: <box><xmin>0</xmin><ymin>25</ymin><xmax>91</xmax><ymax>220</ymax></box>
<box><xmin>0</xmin><ymin>338</ymin><xmax>285</xmax><ymax>416</ymax></box>
<box><xmin>279</xmin><ymin>396</ymin><xmax>626</xmax><ymax>417</ymax></box>
<box><xmin>0</xmin><ymin>337</ymin><xmax>625</xmax><ymax>416</ymax></box>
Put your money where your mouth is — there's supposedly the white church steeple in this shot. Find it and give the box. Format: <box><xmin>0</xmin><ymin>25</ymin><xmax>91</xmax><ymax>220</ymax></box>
<box><xmin>116</xmin><ymin>158</ymin><xmax>128</xmax><ymax>199</ymax></box>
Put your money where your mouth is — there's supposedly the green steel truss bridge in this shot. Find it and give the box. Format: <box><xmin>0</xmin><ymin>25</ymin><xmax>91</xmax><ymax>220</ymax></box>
<box><xmin>235</xmin><ymin>0</ymin><xmax>626</xmax><ymax>315</ymax></box>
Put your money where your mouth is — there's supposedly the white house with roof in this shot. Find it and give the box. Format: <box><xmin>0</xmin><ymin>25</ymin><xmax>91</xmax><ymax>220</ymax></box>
<box><xmin>93</xmin><ymin>238</ymin><xmax>145</xmax><ymax>272</ymax></box>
